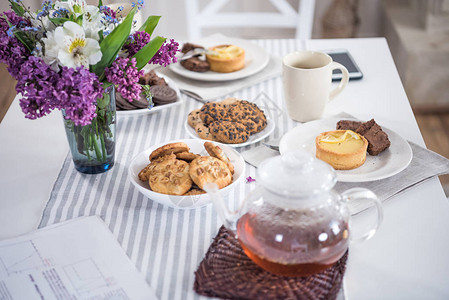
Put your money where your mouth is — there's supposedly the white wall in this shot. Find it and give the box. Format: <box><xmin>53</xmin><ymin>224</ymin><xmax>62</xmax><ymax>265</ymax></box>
<box><xmin>1</xmin><ymin>0</ymin><xmax>384</xmax><ymax>40</ymax></box>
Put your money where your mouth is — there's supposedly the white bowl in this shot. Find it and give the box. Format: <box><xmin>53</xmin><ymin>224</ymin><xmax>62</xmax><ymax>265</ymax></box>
<box><xmin>128</xmin><ymin>139</ymin><xmax>246</xmax><ymax>209</ymax></box>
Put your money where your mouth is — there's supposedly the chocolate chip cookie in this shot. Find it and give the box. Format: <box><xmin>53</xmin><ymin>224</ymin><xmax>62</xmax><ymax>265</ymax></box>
<box><xmin>209</xmin><ymin>120</ymin><xmax>249</xmax><ymax>144</ymax></box>
<box><xmin>188</xmin><ymin>109</ymin><xmax>202</xmax><ymax>128</ymax></box>
<box><xmin>194</xmin><ymin>123</ymin><xmax>213</xmax><ymax>141</ymax></box>
<box><xmin>226</xmin><ymin>100</ymin><xmax>267</xmax><ymax>134</ymax></box>
<box><xmin>199</xmin><ymin>102</ymin><xmax>229</xmax><ymax>125</ymax></box>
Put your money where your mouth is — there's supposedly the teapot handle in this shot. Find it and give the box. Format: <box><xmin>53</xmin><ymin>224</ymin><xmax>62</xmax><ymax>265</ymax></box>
<box><xmin>205</xmin><ymin>183</ymin><xmax>262</xmax><ymax>233</ymax></box>
<box><xmin>342</xmin><ymin>188</ymin><xmax>384</xmax><ymax>242</ymax></box>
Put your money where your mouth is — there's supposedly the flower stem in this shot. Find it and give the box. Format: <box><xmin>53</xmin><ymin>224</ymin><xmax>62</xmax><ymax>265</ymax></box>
<box><xmin>92</xmin><ymin>132</ymin><xmax>102</xmax><ymax>161</ymax></box>
<box><xmin>100</xmin><ymin>132</ymin><xmax>107</xmax><ymax>162</ymax></box>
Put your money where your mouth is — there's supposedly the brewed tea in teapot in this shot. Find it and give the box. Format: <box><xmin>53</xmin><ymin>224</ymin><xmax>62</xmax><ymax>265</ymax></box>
<box><xmin>206</xmin><ymin>151</ymin><xmax>382</xmax><ymax>277</ymax></box>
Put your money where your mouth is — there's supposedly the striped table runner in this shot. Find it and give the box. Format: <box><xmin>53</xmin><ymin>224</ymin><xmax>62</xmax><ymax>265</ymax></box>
<box><xmin>39</xmin><ymin>39</ymin><xmax>302</xmax><ymax>300</ymax></box>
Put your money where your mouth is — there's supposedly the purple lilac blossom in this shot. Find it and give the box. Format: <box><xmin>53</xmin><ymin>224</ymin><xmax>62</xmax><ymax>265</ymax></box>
<box><xmin>16</xmin><ymin>56</ymin><xmax>59</xmax><ymax>120</ymax></box>
<box><xmin>55</xmin><ymin>66</ymin><xmax>104</xmax><ymax>126</ymax></box>
<box><xmin>123</xmin><ymin>31</ymin><xmax>151</xmax><ymax>57</ymax></box>
<box><xmin>105</xmin><ymin>57</ymin><xmax>143</xmax><ymax>102</ymax></box>
<box><xmin>245</xmin><ymin>176</ymin><xmax>256</xmax><ymax>183</ymax></box>
<box><xmin>0</xmin><ymin>11</ymin><xmax>31</xmax><ymax>78</ymax></box>
<box><xmin>100</xmin><ymin>5</ymin><xmax>117</xmax><ymax>19</ymax></box>
<box><xmin>150</xmin><ymin>39</ymin><xmax>179</xmax><ymax>67</ymax></box>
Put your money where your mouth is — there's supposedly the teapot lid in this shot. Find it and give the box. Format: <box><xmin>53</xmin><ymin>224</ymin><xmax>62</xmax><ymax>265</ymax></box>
<box><xmin>257</xmin><ymin>150</ymin><xmax>336</xmax><ymax>197</ymax></box>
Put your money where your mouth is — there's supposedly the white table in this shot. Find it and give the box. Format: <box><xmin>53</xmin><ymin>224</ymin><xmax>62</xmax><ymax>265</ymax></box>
<box><xmin>1</xmin><ymin>38</ymin><xmax>449</xmax><ymax>299</ymax></box>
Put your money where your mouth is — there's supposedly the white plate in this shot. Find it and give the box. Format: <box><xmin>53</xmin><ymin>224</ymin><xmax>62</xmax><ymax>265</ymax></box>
<box><xmin>128</xmin><ymin>139</ymin><xmax>246</xmax><ymax>209</ymax></box>
<box><xmin>169</xmin><ymin>34</ymin><xmax>270</xmax><ymax>82</ymax></box>
<box><xmin>184</xmin><ymin>116</ymin><xmax>275</xmax><ymax>148</ymax></box>
<box><xmin>279</xmin><ymin>118</ymin><xmax>413</xmax><ymax>182</ymax></box>
<box><xmin>116</xmin><ymin>72</ymin><xmax>182</xmax><ymax>117</ymax></box>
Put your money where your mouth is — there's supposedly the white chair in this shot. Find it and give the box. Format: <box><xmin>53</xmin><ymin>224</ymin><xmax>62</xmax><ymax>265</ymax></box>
<box><xmin>184</xmin><ymin>0</ymin><xmax>316</xmax><ymax>40</ymax></box>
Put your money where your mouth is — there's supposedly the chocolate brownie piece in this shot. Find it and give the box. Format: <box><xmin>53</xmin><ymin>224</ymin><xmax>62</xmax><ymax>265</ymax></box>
<box><xmin>181</xmin><ymin>57</ymin><xmax>210</xmax><ymax>72</ymax></box>
<box><xmin>181</xmin><ymin>43</ymin><xmax>204</xmax><ymax>54</ymax></box>
<box><xmin>139</xmin><ymin>70</ymin><xmax>167</xmax><ymax>86</ymax></box>
<box><xmin>355</xmin><ymin>119</ymin><xmax>391</xmax><ymax>155</ymax></box>
<box><xmin>336</xmin><ymin>120</ymin><xmax>362</xmax><ymax>131</ymax></box>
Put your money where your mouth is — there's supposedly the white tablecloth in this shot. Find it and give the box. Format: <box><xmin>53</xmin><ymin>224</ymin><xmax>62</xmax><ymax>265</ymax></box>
<box><xmin>1</xmin><ymin>38</ymin><xmax>449</xmax><ymax>299</ymax></box>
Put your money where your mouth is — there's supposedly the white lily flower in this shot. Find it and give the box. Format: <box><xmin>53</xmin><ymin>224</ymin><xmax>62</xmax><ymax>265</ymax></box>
<box><xmin>54</xmin><ymin>21</ymin><xmax>102</xmax><ymax>69</ymax></box>
<box><xmin>82</xmin><ymin>5</ymin><xmax>102</xmax><ymax>40</ymax></box>
<box><xmin>41</xmin><ymin>30</ymin><xmax>61</xmax><ymax>71</ymax></box>
<box><xmin>54</xmin><ymin>0</ymin><xmax>87</xmax><ymax>17</ymax></box>
<box><xmin>25</xmin><ymin>11</ymin><xmax>56</xmax><ymax>31</ymax></box>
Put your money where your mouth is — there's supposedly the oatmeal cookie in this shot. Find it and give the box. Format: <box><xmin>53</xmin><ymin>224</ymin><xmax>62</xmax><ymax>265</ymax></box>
<box><xmin>209</xmin><ymin>121</ymin><xmax>249</xmax><ymax>144</ymax></box>
<box><xmin>189</xmin><ymin>156</ymin><xmax>232</xmax><ymax>189</ymax></box>
<box><xmin>149</xmin><ymin>159</ymin><xmax>192</xmax><ymax>195</ymax></box>
<box><xmin>199</xmin><ymin>102</ymin><xmax>229</xmax><ymax>125</ymax></box>
<box><xmin>204</xmin><ymin>141</ymin><xmax>234</xmax><ymax>174</ymax></box>
<box><xmin>149</xmin><ymin>142</ymin><xmax>190</xmax><ymax>161</ymax></box>
<box><xmin>138</xmin><ymin>154</ymin><xmax>177</xmax><ymax>181</ymax></box>
<box><xmin>188</xmin><ymin>109</ymin><xmax>202</xmax><ymax>128</ymax></box>
<box><xmin>175</xmin><ymin>151</ymin><xmax>199</xmax><ymax>162</ymax></box>
<box><xmin>226</xmin><ymin>100</ymin><xmax>267</xmax><ymax>134</ymax></box>
<box><xmin>184</xmin><ymin>188</ymin><xmax>206</xmax><ymax>195</ymax></box>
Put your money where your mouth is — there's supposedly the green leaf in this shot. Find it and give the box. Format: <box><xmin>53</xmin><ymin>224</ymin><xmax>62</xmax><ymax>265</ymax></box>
<box><xmin>14</xmin><ymin>31</ymin><xmax>34</xmax><ymax>53</ymax></box>
<box><xmin>75</xmin><ymin>14</ymin><xmax>83</xmax><ymax>26</ymax></box>
<box><xmin>138</xmin><ymin>16</ymin><xmax>161</xmax><ymax>36</ymax></box>
<box><xmin>92</xmin><ymin>6</ymin><xmax>137</xmax><ymax>79</ymax></box>
<box><xmin>98</xmin><ymin>30</ymin><xmax>104</xmax><ymax>43</ymax></box>
<box><xmin>133</xmin><ymin>36</ymin><xmax>166</xmax><ymax>70</ymax></box>
<box><xmin>9</xmin><ymin>1</ymin><xmax>25</xmax><ymax>17</ymax></box>
<box><xmin>98</xmin><ymin>0</ymin><xmax>103</xmax><ymax>8</ymax></box>
<box><xmin>48</xmin><ymin>17</ymin><xmax>71</xmax><ymax>25</ymax></box>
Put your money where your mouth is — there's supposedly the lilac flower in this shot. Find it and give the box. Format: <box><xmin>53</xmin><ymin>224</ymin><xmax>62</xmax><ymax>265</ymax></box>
<box><xmin>100</xmin><ymin>5</ymin><xmax>117</xmax><ymax>19</ymax></box>
<box><xmin>123</xmin><ymin>31</ymin><xmax>150</xmax><ymax>57</ymax></box>
<box><xmin>54</xmin><ymin>66</ymin><xmax>103</xmax><ymax>126</ymax></box>
<box><xmin>0</xmin><ymin>11</ymin><xmax>31</xmax><ymax>78</ymax></box>
<box><xmin>150</xmin><ymin>39</ymin><xmax>179</xmax><ymax>67</ymax></box>
<box><xmin>105</xmin><ymin>57</ymin><xmax>144</xmax><ymax>102</ymax></box>
<box><xmin>16</xmin><ymin>56</ymin><xmax>59</xmax><ymax>120</ymax></box>
<box><xmin>246</xmin><ymin>176</ymin><xmax>256</xmax><ymax>183</ymax></box>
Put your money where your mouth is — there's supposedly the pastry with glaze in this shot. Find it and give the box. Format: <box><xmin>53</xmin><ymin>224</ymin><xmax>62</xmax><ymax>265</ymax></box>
<box><xmin>206</xmin><ymin>45</ymin><xmax>245</xmax><ymax>73</ymax></box>
<box><xmin>315</xmin><ymin>130</ymin><xmax>368</xmax><ymax>170</ymax></box>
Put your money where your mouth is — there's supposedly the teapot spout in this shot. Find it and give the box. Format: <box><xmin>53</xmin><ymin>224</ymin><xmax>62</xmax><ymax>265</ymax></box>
<box><xmin>204</xmin><ymin>183</ymin><xmax>238</xmax><ymax>232</ymax></box>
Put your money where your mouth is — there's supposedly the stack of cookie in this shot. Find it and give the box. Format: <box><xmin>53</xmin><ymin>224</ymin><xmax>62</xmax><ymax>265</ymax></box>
<box><xmin>188</xmin><ymin>98</ymin><xmax>267</xmax><ymax>144</ymax></box>
<box><xmin>139</xmin><ymin>142</ymin><xmax>234</xmax><ymax>196</ymax></box>
<box><xmin>116</xmin><ymin>70</ymin><xmax>177</xmax><ymax>111</ymax></box>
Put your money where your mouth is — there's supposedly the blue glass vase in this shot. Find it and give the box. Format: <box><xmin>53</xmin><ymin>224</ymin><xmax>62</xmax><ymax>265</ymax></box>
<box><xmin>62</xmin><ymin>85</ymin><xmax>116</xmax><ymax>174</ymax></box>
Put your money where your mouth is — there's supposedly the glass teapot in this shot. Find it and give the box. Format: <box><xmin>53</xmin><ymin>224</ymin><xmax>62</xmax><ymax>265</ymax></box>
<box><xmin>205</xmin><ymin>151</ymin><xmax>383</xmax><ymax>277</ymax></box>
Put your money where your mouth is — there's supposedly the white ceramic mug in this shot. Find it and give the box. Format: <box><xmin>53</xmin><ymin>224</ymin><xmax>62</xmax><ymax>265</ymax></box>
<box><xmin>282</xmin><ymin>51</ymin><xmax>349</xmax><ymax>122</ymax></box>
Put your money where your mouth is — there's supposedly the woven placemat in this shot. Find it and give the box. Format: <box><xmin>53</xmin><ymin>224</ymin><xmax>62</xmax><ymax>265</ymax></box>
<box><xmin>194</xmin><ymin>226</ymin><xmax>347</xmax><ymax>300</ymax></box>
